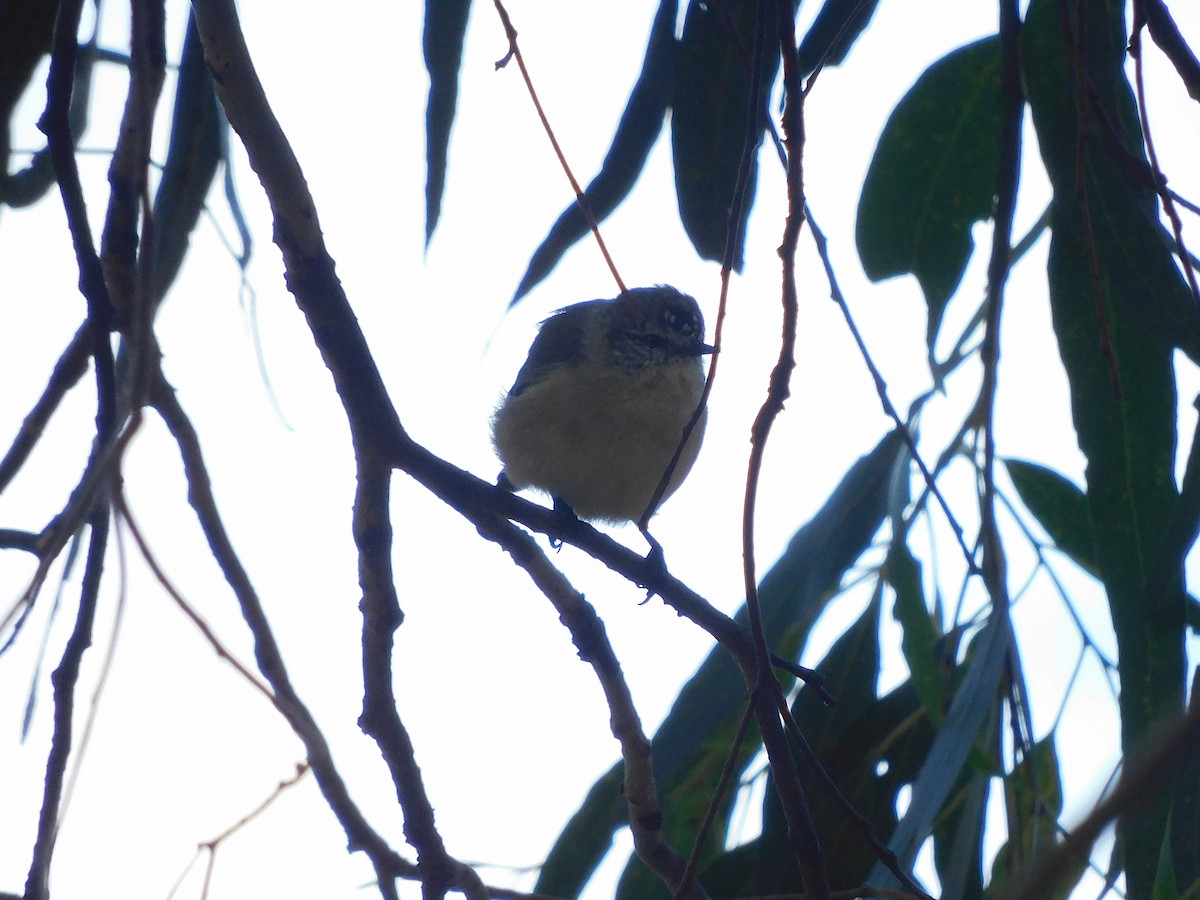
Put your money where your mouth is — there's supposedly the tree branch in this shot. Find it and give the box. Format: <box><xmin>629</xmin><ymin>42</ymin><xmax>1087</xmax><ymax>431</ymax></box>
<box><xmin>475</xmin><ymin>511</ymin><xmax>709</xmax><ymax>899</ymax></box>
<box><xmin>0</xmin><ymin>326</ymin><xmax>90</xmax><ymax>495</ymax></box>
<box><xmin>23</xmin><ymin>506</ymin><xmax>107</xmax><ymax>900</ymax></box>
<box><xmin>37</xmin><ymin>0</ymin><xmax>117</xmax><ymax>441</ymax></box>
<box><xmin>354</xmin><ymin>459</ymin><xmax>487</xmax><ymax>900</ymax></box>
<box><xmin>148</xmin><ymin>371</ymin><xmax>416</xmax><ymax>899</ymax></box>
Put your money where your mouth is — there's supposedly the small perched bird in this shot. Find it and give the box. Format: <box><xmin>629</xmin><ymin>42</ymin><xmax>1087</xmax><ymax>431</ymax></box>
<box><xmin>492</xmin><ymin>285</ymin><xmax>712</xmax><ymax>531</ymax></box>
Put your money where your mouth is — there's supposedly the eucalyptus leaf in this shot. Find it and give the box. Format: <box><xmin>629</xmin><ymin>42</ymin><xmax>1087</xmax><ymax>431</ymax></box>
<box><xmin>423</xmin><ymin>0</ymin><xmax>472</xmax><ymax>243</ymax></box>
<box><xmin>535</xmin><ymin>431</ymin><xmax>906</xmax><ymax>897</ymax></box>
<box><xmin>856</xmin><ymin>37</ymin><xmax>1005</xmax><ymax>358</ymax></box>
<box><xmin>1023</xmin><ymin>0</ymin><xmax>1188</xmax><ymax>891</ymax></box>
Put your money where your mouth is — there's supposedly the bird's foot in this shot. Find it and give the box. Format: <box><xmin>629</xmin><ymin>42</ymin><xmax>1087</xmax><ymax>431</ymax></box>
<box><xmin>638</xmin><ymin>528</ymin><xmax>668</xmax><ymax>602</ymax></box>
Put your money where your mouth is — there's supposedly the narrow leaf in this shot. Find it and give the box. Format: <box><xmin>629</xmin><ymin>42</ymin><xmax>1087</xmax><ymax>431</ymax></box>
<box><xmin>869</xmin><ymin>608</ymin><xmax>1011</xmax><ymax>886</ymax></box>
<box><xmin>796</xmin><ymin>0</ymin><xmax>882</xmax><ymax>75</ymax></box>
<box><xmin>512</xmin><ymin>0</ymin><xmax>677</xmax><ymax>304</ymax></box>
<box><xmin>671</xmin><ymin>0</ymin><xmax>782</xmax><ymax>267</ymax></box>
<box><xmin>987</xmin><ymin>737</ymin><xmax>1082</xmax><ymax>897</ymax></box>
<box><xmin>885</xmin><ymin>534</ymin><xmax>945</xmax><ymax>722</ymax></box>
<box><xmin>149</xmin><ymin>13</ymin><xmax>221</xmax><ymax>309</ymax></box>
<box><xmin>1003</xmin><ymin>458</ymin><xmax>1097</xmax><ymax>577</ymax></box>
<box><xmin>535</xmin><ymin>430</ymin><xmax>907</xmax><ymax>897</ymax></box>
<box><xmin>423</xmin><ymin>0</ymin><xmax>472</xmax><ymax>244</ymax></box>
<box><xmin>1023</xmin><ymin>0</ymin><xmax>1188</xmax><ymax>891</ymax></box>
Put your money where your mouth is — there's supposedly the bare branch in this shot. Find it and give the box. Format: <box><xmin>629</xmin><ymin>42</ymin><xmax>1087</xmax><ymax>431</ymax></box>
<box><xmin>37</xmin><ymin>0</ymin><xmax>117</xmax><ymax>441</ymax></box>
<box><xmin>148</xmin><ymin>371</ymin><xmax>416</xmax><ymax>898</ymax></box>
<box><xmin>354</xmin><ymin>460</ymin><xmax>487</xmax><ymax>900</ymax></box>
<box><xmin>100</xmin><ymin>0</ymin><xmax>166</xmax><ymax>324</ymax></box>
<box><xmin>474</xmin><ymin>510</ymin><xmax>707</xmax><ymax>899</ymax></box>
<box><xmin>0</xmin><ymin>327</ymin><xmax>90</xmax><ymax>495</ymax></box>
<box><xmin>23</xmin><ymin>508</ymin><xmax>108</xmax><ymax>900</ymax></box>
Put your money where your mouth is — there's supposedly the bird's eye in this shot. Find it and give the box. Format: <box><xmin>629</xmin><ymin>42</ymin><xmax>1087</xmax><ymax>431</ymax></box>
<box><xmin>640</xmin><ymin>333</ymin><xmax>669</xmax><ymax>350</ymax></box>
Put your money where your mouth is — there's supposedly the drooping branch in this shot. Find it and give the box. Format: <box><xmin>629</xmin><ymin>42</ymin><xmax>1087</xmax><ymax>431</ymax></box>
<box><xmin>23</xmin><ymin>508</ymin><xmax>108</xmax><ymax>900</ymax></box>
<box><xmin>0</xmin><ymin>327</ymin><xmax>90</xmax><ymax>496</ymax></box>
<box><xmin>148</xmin><ymin>371</ymin><xmax>416</xmax><ymax>900</ymax></box>
<box><xmin>354</xmin><ymin>460</ymin><xmax>488</xmax><ymax>900</ymax></box>
<box><xmin>38</xmin><ymin>0</ymin><xmax>117</xmax><ymax>442</ymax></box>
<box><xmin>476</xmin><ymin>510</ymin><xmax>709</xmax><ymax>899</ymax></box>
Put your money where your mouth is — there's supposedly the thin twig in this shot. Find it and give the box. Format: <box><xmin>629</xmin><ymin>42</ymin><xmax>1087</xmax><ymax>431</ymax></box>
<box><xmin>114</xmin><ymin>492</ymin><xmax>277</xmax><ymax>703</ymax></box>
<box><xmin>491</xmin><ymin>0</ymin><xmax>627</xmax><ymax>297</ymax></box>
<box><xmin>806</xmin><ymin>206</ymin><xmax>981</xmax><ymax>579</ymax></box>
<box><xmin>21</xmin><ymin>1</ymin><xmax>126</xmax><ymax>888</ymax></box>
<box><xmin>738</xmin><ymin>3</ymin><xmax>830</xmax><ymax>898</ymax></box>
<box><xmin>977</xmin><ymin>0</ymin><xmax>1024</xmax><ymax>596</ymax></box>
<box><xmin>99</xmin><ymin>0</ymin><xmax>165</xmax><ymax>326</ymax></box>
<box><xmin>0</xmin><ymin>530</ymin><xmax>42</xmax><ymax>554</ymax></box>
<box><xmin>640</xmin><ymin>0</ymin><xmax>767</xmax><ymax>528</ymax></box>
<box><xmin>37</xmin><ymin>0</ymin><xmax>118</xmax><ymax>441</ymax></box>
<box><xmin>197</xmin><ymin>763</ymin><xmax>311</xmax><ymax>900</ymax></box>
<box><xmin>993</xmin><ymin>488</ymin><xmax>1118</xmax><ymax>672</ymax></box>
<box><xmin>56</xmin><ymin>507</ymin><xmax>129</xmax><ymax>828</ymax></box>
<box><xmin>675</xmin><ymin>702</ymin><xmax>756</xmax><ymax>898</ymax></box>
<box><xmin>0</xmin><ymin>326</ymin><xmax>90</xmax><ymax>495</ymax></box>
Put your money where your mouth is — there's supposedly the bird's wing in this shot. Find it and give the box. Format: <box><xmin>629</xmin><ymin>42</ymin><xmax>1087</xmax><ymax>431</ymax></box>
<box><xmin>507</xmin><ymin>300</ymin><xmax>600</xmax><ymax>396</ymax></box>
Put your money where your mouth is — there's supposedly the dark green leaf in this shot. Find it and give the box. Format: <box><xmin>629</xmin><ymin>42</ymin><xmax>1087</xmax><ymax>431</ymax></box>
<box><xmin>1172</xmin><ymin>671</ymin><xmax>1200</xmax><ymax>892</ymax></box>
<box><xmin>1022</xmin><ymin>0</ymin><xmax>1200</xmax><ymax>366</ymax></box>
<box><xmin>656</xmin><ymin>428</ymin><xmax>907</xmax><ymax>788</ymax></box>
<box><xmin>856</xmin><ymin>37</ymin><xmax>1005</xmax><ymax>356</ymax></box>
<box><xmin>744</xmin><ymin>635</ymin><xmax>939</xmax><ymax>896</ymax></box>
<box><xmin>423</xmin><ymin>0</ymin><xmax>472</xmax><ymax>244</ymax></box>
<box><xmin>774</xmin><ymin>595</ymin><xmax>886</xmax><ymax>889</ymax></box>
<box><xmin>986</xmin><ymin>737</ymin><xmax>1083</xmax><ymax>897</ymax></box>
<box><xmin>1003</xmin><ymin>458</ymin><xmax>1097</xmax><ymax>577</ymax></box>
<box><xmin>671</xmin><ymin>0</ymin><xmax>781</xmax><ymax>267</ymax></box>
<box><xmin>512</xmin><ymin>0</ymin><xmax>676</xmax><ymax>304</ymax></box>
<box><xmin>885</xmin><ymin>534</ymin><xmax>945</xmax><ymax>722</ymax></box>
<box><xmin>532</xmin><ymin>766</ymin><xmax>625</xmax><ymax>896</ymax></box>
<box><xmin>1023</xmin><ymin>0</ymin><xmax>1188</xmax><ymax>892</ymax></box>
<box><xmin>796</xmin><ymin>0</ymin><xmax>882</xmax><ymax>75</ymax></box>
<box><xmin>1</xmin><ymin>8</ymin><xmax>97</xmax><ymax>209</ymax></box>
<box><xmin>870</xmin><ymin>608</ymin><xmax>1011</xmax><ymax>886</ymax></box>
<box><xmin>534</xmin><ymin>430</ymin><xmax>907</xmax><ymax>897</ymax></box>
<box><xmin>933</xmin><ymin>768</ymin><xmax>989</xmax><ymax>900</ymax></box>
<box><xmin>1153</xmin><ymin>824</ymin><xmax>1181</xmax><ymax>900</ymax></box>
<box><xmin>149</xmin><ymin>13</ymin><xmax>221</xmax><ymax>309</ymax></box>
<box><xmin>706</xmin><ymin>681</ymin><xmax>936</xmax><ymax>895</ymax></box>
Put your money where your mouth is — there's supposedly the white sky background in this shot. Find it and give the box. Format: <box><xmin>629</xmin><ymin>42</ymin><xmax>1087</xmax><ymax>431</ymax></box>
<box><xmin>1</xmin><ymin>1</ymin><xmax>1199</xmax><ymax>898</ymax></box>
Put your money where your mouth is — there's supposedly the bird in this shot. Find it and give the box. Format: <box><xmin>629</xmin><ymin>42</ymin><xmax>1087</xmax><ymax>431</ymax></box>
<box><xmin>492</xmin><ymin>285</ymin><xmax>713</xmax><ymax>544</ymax></box>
